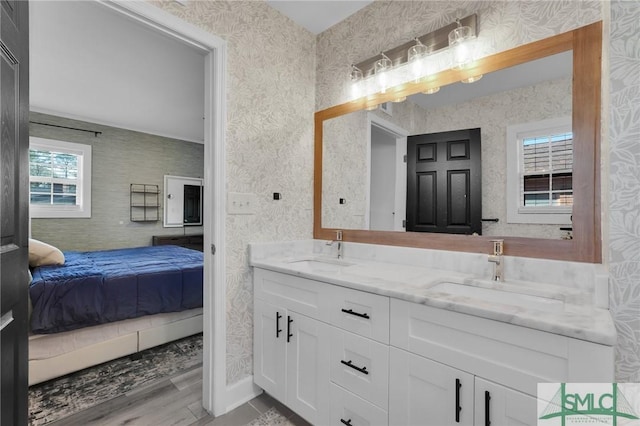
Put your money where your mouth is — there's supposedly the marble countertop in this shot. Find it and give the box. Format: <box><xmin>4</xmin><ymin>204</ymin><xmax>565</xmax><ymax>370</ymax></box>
<box><xmin>250</xmin><ymin>254</ymin><xmax>617</xmax><ymax>346</ymax></box>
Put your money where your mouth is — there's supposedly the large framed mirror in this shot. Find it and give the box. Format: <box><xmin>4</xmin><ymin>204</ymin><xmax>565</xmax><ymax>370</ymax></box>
<box><xmin>314</xmin><ymin>22</ymin><xmax>602</xmax><ymax>263</ymax></box>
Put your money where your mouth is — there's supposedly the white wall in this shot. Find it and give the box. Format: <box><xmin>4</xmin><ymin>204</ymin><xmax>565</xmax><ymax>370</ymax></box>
<box><xmin>30</xmin><ymin>1</ymin><xmax>205</xmax><ymax>143</ymax></box>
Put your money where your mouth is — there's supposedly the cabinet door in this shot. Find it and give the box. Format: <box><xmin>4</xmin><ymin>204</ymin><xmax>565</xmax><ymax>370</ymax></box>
<box><xmin>286</xmin><ymin>312</ymin><xmax>331</xmax><ymax>425</ymax></box>
<box><xmin>253</xmin><ymin>300</ymin><xmax>287</xmax><ymax>401</ymax></box>
<box><xmin>389</xmin><ymin>347</ymin><xmax>474</xmax><ymax>426</ymax></box>
<box><xmin>474</xmin><ymin>378</ymin><xmax>538</xmax><ymax>426</ymax></box>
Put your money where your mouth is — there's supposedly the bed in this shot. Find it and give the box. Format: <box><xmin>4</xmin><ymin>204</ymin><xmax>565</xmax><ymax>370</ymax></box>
<box><xmin>28</xmin><ymin>244</ymin><xmax>204</xmax><ymax>385</ymax></box>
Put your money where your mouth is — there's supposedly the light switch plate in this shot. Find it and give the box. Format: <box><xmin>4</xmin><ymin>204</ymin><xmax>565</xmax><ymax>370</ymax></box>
<box><xmin>227</xmin><ymin>192</ymin><xmax>257</xmax><ymax>215</ymax></box>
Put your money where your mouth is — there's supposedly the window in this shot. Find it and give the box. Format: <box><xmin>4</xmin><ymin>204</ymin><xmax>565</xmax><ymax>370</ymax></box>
<box><xmin>506</xmin><ymin>118</ymin><xmax>572</xmax><ymax>225</ymax></box>
<box><xmin>29</xmin><ymin>137</ymin><xmax>92</xmax><ymax>218</ymax></box>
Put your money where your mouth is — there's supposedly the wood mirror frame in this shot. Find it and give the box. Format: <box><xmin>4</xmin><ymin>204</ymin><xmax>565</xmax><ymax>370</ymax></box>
<box><xmin>314</xmin><ymin>22</ymin><xmax>602</xmax><ymax>263</ymax></box>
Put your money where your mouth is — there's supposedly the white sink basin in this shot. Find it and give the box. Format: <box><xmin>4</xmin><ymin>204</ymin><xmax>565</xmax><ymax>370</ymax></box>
<box><xmin>287</xmin><ymin>258</ymin><xmax>354</xmax><ymax>273</ymax></box>
<box><xmin>429</xmin><ymin>282</ymin><xmax>565</xmax><ymax>312</ymax></box>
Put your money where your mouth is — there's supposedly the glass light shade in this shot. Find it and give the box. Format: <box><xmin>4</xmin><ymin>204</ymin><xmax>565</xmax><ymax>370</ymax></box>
<box><xmin>374</xmin><ymin>55</ymin><xmax>392</xmax><ymax>93</ymax></box>
<box><xmin>407</xmin><ymin>40</ymin><xmax>428</xmax><ymax>82</ymax></box>
<box><xmin>422</xmin><ymin>86</ymin><xmax>440</xmax><ymax>94</ymax></box>
<box><xmin>391</xmin><ymin>95</ymin><xmax>407</xmax><ymax>103</ymax></box>
<box><xmin>449</xmin><ymin>25</ymin><xmax>474</xmax><ymax>70</ymax></box>
<box><xmin>350</xmin><ymin>66</ymin><xmax>364</xmax><ymax>100</ymax></box>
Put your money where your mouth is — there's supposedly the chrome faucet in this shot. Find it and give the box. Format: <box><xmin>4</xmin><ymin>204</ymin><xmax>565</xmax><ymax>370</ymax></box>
<box><xmin>326</xmin><ymin>230</ymin><xmax>343</xmax><ymax>259</ymax></box>
<box><xmin>488</xmin><ymin>239</ymin><xmax>504</xmax><ymax>281</ymax></box>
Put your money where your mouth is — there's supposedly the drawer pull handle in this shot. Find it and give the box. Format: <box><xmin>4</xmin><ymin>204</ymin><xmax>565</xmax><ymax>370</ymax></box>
<box><xmin>340</xmin><ymin>419</ymin><xmax>353</xmax><ymax>426</ymax></box>
<box><xmin>276</xmin><ymin>312</ymin><xmax>282</xmax><ymax>338</ymax></box>
<box><xmin>341</xmin><ymin>308</ymin><xmax>370</xmax><ymax>319</ymax></box>
<box><xmin>455</xmin><ymin>378</ymin><xmax>462</xmax><ymax>423</ymax></box>
<box><xmin>287</xmin><ymin>316</ymin><xmax>293</xmax><ymax>342</ymax></box>
<box><xmin>341</xmin><ymin>359</ymin><xmax>368</xmax><ymax>375</ymax></box>
<box><xmin>485</xmin><ymin>391</ymin><xmax>491</xmax><ymax>426</ymax></box>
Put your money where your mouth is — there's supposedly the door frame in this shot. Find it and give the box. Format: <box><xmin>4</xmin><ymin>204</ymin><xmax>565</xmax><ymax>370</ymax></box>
<box><xmin>366</xmin><ymin>113</ymin><xmax>408</xmax><ymax>231</ymax></box>
<box><xmin>100</xmin><ymin>1</ymin><xmax>227</xmax><ymax>415</ymax></box>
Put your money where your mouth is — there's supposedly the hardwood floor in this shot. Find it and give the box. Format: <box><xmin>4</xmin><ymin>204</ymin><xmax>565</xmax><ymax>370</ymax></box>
<box><xmin>45</xmin><ymin>364</ymin><xmax>310</xmax><ymax>426</ymax></box>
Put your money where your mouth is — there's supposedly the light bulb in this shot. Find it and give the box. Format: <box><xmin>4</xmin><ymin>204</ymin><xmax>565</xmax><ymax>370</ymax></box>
<box><xmin>350</xmin><ymin>65</ymin><xmax>364</xmax><ymax>100</ymax></box>
<box><xmin>407</xmin><ymin>39</ymin><xmax>428</xmax><ymax>82</ymax></box>
<box><xmin>374</xmin><ymin>54</ymin><xmax>392</xmax><ymax>94</ymax></box>
<box><xmin>448</xmin><ymin>20</ymin><xmax>475</xmax><ymax>70</ymax></box>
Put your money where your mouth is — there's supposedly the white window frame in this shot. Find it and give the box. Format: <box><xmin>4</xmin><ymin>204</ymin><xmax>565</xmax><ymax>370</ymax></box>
<box><xmin>506</xmin><ymin>117</ymin><xmax>572</xmax><ymax>225</ymax></box>
<box><xmin>29</xmin><ymin>137</ymin><xmax>92</xmax><ymax>218</ymax></box>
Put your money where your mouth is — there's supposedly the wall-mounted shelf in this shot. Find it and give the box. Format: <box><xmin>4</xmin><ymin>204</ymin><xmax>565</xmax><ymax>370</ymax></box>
<box><xmin>130</xmin><ymin>184</ymin><xmax>160</xmax><ymax>222</ymax></box>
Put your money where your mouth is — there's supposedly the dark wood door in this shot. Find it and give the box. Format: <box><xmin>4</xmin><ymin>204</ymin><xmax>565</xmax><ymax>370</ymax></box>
<box><xmin>406</xmin><ymin>128</ymin><xmax>481</xmax><ymax>234</ymax></box>
<box><xmin>0</xmin><ymin>0</ymin><xmax>29</xmax><ymax>424</ymax></box>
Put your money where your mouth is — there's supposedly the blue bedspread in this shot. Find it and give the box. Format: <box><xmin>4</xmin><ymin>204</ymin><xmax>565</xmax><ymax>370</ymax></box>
<box><xmin>29</xmin><ymin>245</ymin><xmax>203</xmax><ymax>334</ymax></box>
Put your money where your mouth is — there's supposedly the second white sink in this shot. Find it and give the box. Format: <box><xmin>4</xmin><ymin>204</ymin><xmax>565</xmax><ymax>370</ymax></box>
<box><xmin>428</xmin><ymin>282</ymin><xmax>565</xmax><ymax>312</ymax></box>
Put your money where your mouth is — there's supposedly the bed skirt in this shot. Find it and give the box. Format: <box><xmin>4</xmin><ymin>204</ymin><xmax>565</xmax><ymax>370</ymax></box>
<box><xmin>29</xmin><ymin>308</ymin><xmax>203</xmax><ymax>386</ymax></box>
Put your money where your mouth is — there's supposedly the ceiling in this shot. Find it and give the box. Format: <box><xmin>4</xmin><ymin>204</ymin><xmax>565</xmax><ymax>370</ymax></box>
<box><xmin>265</xmin><ymin>0</ymin><xmax>373</xmax><ymax>34</ymax></box>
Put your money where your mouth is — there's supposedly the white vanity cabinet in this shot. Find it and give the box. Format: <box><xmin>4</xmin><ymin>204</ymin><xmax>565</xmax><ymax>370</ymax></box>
<box><xmin>253</xmin><ymin>270</ymin><xmax>332</xmax><ymax>425</ymax></box>
<box><xmin>389</xmin><ymin>298</ymin><xmax>614</xmax><ymax>426</ymax></box>
<box><xmin>254</xmin><ymin>268</ymin><xmax>391</xmax><ymax>425</ymax></box>
<box><xmin>253</xmin><ymin>267</ymin><xmax>614</xmax><ymax>426</ymax></box>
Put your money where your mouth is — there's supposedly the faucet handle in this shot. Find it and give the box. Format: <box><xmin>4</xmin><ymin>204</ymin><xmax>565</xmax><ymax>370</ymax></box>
<box><xmin>490</xmin><ymin>239</ymin><xmax>504</xmax><ymax>256</ymax></box>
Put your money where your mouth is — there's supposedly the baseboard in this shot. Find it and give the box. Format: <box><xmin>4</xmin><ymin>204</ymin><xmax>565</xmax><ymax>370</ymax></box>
<box><xmin>225</xmin><ymin>375</ymin><xmax>263</xmax><ymax>412</ymax></box>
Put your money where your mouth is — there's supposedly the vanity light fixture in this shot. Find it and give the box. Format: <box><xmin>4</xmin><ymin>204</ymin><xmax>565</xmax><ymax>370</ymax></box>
<box><xmin>348</xmin><ymin>14</ymin><xmax>478</xmax><ymax>102</ymax></box>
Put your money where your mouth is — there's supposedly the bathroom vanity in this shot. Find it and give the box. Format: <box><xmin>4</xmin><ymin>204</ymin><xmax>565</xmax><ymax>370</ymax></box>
<box><xmin>250</xmin><ymin>240</ymin><xmax>615</xmax><ymax>426</ymax></box>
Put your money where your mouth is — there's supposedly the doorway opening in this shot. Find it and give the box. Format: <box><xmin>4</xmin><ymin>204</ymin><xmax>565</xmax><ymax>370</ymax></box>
<box><xmin>28</xmin><ymin>0</ymin><xmax>227</xmax><ymax>416</ymax></box>
<box><xmin>366</xmin><ymin>114</ymin><xmax>409</xmax><ymax>232</ymax></box>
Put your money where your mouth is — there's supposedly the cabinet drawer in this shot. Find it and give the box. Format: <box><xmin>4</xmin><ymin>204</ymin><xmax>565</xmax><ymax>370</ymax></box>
<box><xmin>330</xmin><ymin>328</ymin><xmax>389</xmax><ymax>410</ymax></box>
<box><xmin>330</xmin><ymin>383</ymin><xmax>388</xmax><ymax>426</ymax></box>
<box><xmin>254</xmin><ymin>269</ymin><xmax>331</xmax><ymax>321</ymax></box>
<box><xmin>329</xmin><ymin>285</ymin><xmax>389</xmax><ymax>344</ymax></box>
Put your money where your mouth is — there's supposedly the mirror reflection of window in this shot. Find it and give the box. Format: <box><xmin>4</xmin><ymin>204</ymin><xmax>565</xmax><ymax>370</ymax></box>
<box><xmin>506</xmin><ymin>117</ymin><xmax>573</xmax><ymax>225</ymax></box>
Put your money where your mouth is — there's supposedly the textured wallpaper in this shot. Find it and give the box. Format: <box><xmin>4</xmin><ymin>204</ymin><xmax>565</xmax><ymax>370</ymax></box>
<box><xmin>151</xmin><ymin>0</ymin><xmax>317</xmax><ymax>384</ymax></box>
<box><xmin>322</xmin><ymin>77</ymin><xmax>572</xmax><ymax>239</ymax></box>
<box><xmin>30</xmin><ymin>112</ymin><xmax>204</xmax><ymax>250</ymax></box>
<box><xmin>608</xmin><ymin>0</ymin><xmax>640</xmax><ymax>382</ymax></box>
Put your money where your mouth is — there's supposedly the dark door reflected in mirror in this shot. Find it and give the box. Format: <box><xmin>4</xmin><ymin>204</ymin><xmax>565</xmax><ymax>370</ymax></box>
<box><xmin>183</xmin><ymin>184</ymin><xmax>202</xmax><ymax>225</ymax></box>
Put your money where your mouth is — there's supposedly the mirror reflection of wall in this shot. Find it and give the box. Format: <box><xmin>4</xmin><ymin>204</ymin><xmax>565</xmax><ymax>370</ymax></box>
<box><xmin>164</xmin><ymin>175</ymin><xmax>203</xmax><ymax>227</ymax></box>
<box><xmin>322</xmin><ymin>51</ymin><xmax>573</xmax><ymax>239</ymax></box>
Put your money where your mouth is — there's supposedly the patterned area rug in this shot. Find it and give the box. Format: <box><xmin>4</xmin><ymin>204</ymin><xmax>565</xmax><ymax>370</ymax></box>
<box><xmin>247</xmin><ymin>407</ymin><xmax>295</xmax><ymax>426</ymax></box>
<box><xmin>28</xmin><ymin>333</ymin><xmax>203</xmax><ymax>426</ymax></box>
